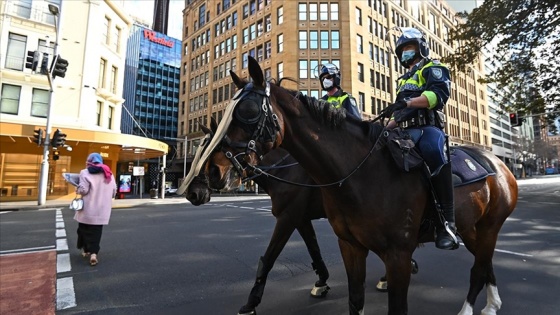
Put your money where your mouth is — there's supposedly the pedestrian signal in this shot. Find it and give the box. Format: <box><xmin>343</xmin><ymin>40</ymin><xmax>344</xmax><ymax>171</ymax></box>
<box><xmin>51</xmin><ymin>129</ymin><xmax>67</xmax><ymax>147</ymax></box>
<box><xmin>25</xmin><ymin>51</ymin><xmax>39</xmax><ymax>71</ymax></box>
<box><xmin>33</xmin><ymin>128</ymin><xmax>44</xmax><ymax>146</ymax></box>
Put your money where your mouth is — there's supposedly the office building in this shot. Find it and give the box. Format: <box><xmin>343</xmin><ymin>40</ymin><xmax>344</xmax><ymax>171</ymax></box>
<box><xmin>0</xmin><ymin>0</ymin><xmax>168</xmax><ymax>202</ymax></box>
<box><xmin>178</xmin><ymin>0</ymin><xmax>491</xmax><ymax>174</ymax></box>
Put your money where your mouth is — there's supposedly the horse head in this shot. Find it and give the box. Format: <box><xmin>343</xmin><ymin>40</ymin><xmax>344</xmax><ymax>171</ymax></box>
<box><xmin>206</xmin><ymin>57</ymin><xmax>288</xmax><ymax>190</ymax></box>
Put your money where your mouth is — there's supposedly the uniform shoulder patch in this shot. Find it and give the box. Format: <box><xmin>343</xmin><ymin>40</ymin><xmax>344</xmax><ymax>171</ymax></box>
<box><xmin>348</xmin><ymin>97</ymin><xmax>357</xmax><ymax>107</ymax></box>
<box><xmin>432</xmin><ymin>68</ymin><xmax>443</xmax><ymax>80</ymax></box>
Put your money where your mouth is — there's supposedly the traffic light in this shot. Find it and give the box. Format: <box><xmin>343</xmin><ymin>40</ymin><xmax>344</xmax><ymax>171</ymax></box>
<box><xmin>25</xmin><ymin>51</ymin><xmax>39</xmax><ymax>71</ymax></box>
<box><xmin>53</xmin><ymin>151</ymin><xmax>60</xmax><ymax>161</ymax></box>
<box><xmin>40</xmin><ymin>53</ymin><xmax>49</xmax><ymax>75</ymax></box>
<box><xmin>509</xmin><ymin>112</ymin><xmax>521</xmax><ymax>127</ymax></box>
<box><xmin>51</xmin><ymin>55</ymin><xmax>69</xmax><ymax>78</ymax></box>
<box><xmin>51</xmin><ymin>129</ymin><xmax>67</xmax><ymax>147</ymax></box>
<box><xmin>33</xmin><ymin>128</ymin><xmax>44</xmax><ymax>146</ymax></box>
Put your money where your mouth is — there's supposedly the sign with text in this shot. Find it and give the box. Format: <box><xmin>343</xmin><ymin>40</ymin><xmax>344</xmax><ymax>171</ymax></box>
<box><xmin>143</xmin><ymin>29</ymin><xmax>174</xmax><ymax>48</ymax></box>
<box><xmin>133</xmin><ymin>166</ymin><xmax>145</xmax><ymax>176</ymax></box>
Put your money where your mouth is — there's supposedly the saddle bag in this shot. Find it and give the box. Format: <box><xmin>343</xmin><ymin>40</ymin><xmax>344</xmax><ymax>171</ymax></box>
<box><xmin>383</xmin><ymin>129</ymin><xmax>424</xmax><ymax>172</ymax></box>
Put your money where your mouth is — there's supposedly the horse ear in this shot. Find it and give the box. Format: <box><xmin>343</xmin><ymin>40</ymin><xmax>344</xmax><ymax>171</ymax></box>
<box><xmin>210</xmin><ymin>116</ymin><xmax>218</xmax><ymax>133</ymax></box>
<box><xmin>200</xmin><ymin>124</ymin><xmax>212</xmax><ymax>135</ymax></box>
<box><xmin>230</xmin><ymin>71</ymin><xmax>245</xmax><ymax>89</ymax></box>
<box><xmin>248</xmin><ymin>56</ymin><xmax>265</xmax><ymax>88</ymax></box>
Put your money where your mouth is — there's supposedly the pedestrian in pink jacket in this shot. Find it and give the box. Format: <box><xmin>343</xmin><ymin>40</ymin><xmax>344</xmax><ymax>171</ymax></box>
<box><xmin>75</xmin><ymin>153</ymin><xmax>116</xmax><ymax>266</ymax></box>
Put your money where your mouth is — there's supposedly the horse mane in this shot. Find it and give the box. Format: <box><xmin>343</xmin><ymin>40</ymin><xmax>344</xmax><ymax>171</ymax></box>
<box><xmin>282</xmin><ymin>88</ymin><xmax>347</xmax><ymax>129</ymax></box>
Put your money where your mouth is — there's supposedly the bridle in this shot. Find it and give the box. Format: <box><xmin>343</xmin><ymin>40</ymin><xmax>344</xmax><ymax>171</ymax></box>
<box><xmin>221</xmin><ymin>81</ymin><xmax>281</xmax><ymax>176</ymax></box>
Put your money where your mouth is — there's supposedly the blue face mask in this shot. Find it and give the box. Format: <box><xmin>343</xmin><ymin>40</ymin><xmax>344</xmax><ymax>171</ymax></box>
<box><xmin>401</xmin><ymin>50</ymin><xmax>417</xmax><ymax>63</ymax></box>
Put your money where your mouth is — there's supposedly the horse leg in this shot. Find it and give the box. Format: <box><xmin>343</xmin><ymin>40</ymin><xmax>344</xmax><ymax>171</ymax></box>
<box><xmin>458</xmin><ymin>227</ymin><xmax>502</xmax><ymax>315</ymax></box>
<box><xmin>238</xmin><ymin>216</ymin><xmax>296</xmax><ymax>315</ymax></box>
<box><xmin>296</xmin><ymin>220</ymin><xmax>330</xmax><ymax>297</ymax></box>
<box><xmin>384</xmin><ymin>249</ymin><xmax>413</xmax><ymax>315</ymax></box>
<box><xmin>376</xmin><ymin>259</ymin><xmax>419</xmax><ymax>292</ymax></box>
<box><xmin>338</xmin><ymin>239</ymin><xmax>368</xmax><ymax>315</ymax></box>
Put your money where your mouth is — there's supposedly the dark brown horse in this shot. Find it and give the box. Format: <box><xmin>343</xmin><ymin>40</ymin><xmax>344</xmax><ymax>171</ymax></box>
<box><xmin>202</xmin><ymin>57</ymin><xmax>518</xmax><ymax>315</ymax></box>
<box><xmin>187</xmin><ymin>147</ymin><xmax>330</xmax><ymax>315</ymax></box>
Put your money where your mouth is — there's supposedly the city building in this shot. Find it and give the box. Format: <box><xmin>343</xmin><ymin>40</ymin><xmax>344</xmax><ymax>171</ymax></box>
<box><xmin>0</xmin><ymin>0</ymin><xmax>168</xmax><ymax>202</ymax></box>
<box><xmin>121</xmin><ymin>23</ymin><xmax>181</xmax><ymax>191</ymax></box>
<box><xmin>178</xmin><ymin>0</ymin><xmax>492</xmax><ymax>185</ymax></box>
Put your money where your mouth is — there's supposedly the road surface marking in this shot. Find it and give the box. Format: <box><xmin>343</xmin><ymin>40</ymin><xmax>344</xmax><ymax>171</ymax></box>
<box><xmin>57</xmin><ymin>253</ymin><xmax>71</xmax><ymax>273</ymax></box>
<box><xmin>56</xmin><ymin>277</ymin><xmax>77</xmax><ymax>310</ymax></box>
<box><xmin>0</xmin><ymin>245</ymin><xmax>56</xmax><ymax>255</ymax></box>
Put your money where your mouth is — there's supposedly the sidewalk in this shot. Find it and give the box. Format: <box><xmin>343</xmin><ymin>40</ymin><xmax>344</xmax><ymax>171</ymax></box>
<box><xmin>0</xmin><ymin>194</ymin><xmax>271</xmax><ymax>211</ymax></box>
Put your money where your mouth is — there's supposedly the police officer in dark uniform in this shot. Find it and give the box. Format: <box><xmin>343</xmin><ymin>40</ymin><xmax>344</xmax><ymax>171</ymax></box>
<box><xmin>383</xmin><ymin>27</ymin><xmax>458</xmax><ymax>250</ymax></box>
<box><xmin>319</xmin><ymin>63</ymin><xmax>362</xmax><ymax>119</ymax></box>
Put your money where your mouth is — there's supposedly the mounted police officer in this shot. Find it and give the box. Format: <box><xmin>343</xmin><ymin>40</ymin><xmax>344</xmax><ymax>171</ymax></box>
<box><xmin>319</xmin><ymin>63</ymin><xmax>362</xmax><ymax>119</ymax></box>
<box><xmin>383</xmin><ymin>27</ymin><xmax>458</xmax><ymax>250</ymax></box>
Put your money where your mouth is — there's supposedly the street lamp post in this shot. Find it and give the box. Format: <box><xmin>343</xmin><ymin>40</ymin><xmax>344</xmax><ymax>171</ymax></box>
<box><xmin>37</xmin><ymin>4</ymin><xmax>61</xmax><ymax>205</ymax></box>
<box><xmin>164</xmin><ymin>136</ymin><xmax>188</xmax><ymax>179</ymax></box>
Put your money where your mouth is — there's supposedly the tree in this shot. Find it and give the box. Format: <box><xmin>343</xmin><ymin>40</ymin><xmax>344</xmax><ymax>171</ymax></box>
<box><xmin>445</xmin><ymin>0</ymin><xmax>559</xmax><ymax>133</ymax></box>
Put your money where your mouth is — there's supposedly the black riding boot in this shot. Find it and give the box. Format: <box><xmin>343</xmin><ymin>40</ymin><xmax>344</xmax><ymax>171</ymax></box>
<box><xmin>432</xmin><ymin>162</ymin><xmax>459</xmax><ymax>250</ymax></box>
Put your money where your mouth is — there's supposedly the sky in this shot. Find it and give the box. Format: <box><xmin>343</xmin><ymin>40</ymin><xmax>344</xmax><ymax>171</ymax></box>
<box><xmin>117</xmin><ymin>0</ymin><xmax>184</xmax><ymax>39</ymax></box>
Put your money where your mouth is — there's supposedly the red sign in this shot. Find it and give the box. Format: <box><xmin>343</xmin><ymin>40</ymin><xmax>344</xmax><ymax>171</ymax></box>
<box><xmin>143</xmin><ymin>29</ymin><xmax>174</xmax><ymax>48</ymax></box>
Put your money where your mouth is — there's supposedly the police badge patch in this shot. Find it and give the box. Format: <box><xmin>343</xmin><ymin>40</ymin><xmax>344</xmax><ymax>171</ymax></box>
<box><xmin>464</xmin><ymin>159</ymin><xmax>477</xmax><ymax>171</ymax></box>
<box><xmin>432</xmin><ymin>68</ymin><xmax>443</xmax><ymax>79</ymax></box>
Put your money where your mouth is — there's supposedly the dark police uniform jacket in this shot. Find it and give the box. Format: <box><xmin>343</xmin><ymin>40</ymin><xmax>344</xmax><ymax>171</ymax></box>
<box><xmin>393</xmin><ymin>59</ymin><xmax>451</xmax><ymax>128</ymax></box>
<box><xmin>322</xmin><ymin>89</ymin><xmax>362</xmax><ymax>119</ymax></box>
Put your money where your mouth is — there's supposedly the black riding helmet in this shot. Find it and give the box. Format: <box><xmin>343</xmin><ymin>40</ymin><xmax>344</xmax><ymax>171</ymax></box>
<box><xmin>318</xmin><ymin>63</ymin><xmax>341</xmax><ymax>90</ymax></box>
<box><xmin>395</xmin><ymin>27</ymin><xmax>429</xmax><ymax>67</ymax></box>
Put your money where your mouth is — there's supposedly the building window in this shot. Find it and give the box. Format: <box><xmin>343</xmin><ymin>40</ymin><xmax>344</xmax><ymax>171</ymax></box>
<box><xmin>199</xmin><ymin>4</ymin><xmax>206</xmax><ymax>27</ymax></box>
<box><xmin>107</xmin><ymin>106</ymin><xmax>114</xmax><ymax>129</ymax></box>
<box><xmin>330</xmin><ymin>3</ymin><xmax>339</xmax><ymax>20</ymax></box>
<box><xmin>357</xmin><ymin>34</ymin><xmax>363</xmax><ymax>53</ymax></box>
<box><xmin>277</xmin><ymin>6</ymin><xmax>283</xmax><ymax>24</ymax></box>
<box><xmin>332</xmin><ymin>31</ymin><xmax>340</xmax><ymax>49</ymax></box>
<box><xmin>277</xmin><ymin>34</ymin><xmax>284</xmax><ymax>52</ymax></box>
<box><xmin>320</xmin><ymin>3</ymin><xmax>328</xmax><ymax>20</ymax></box>
<box><xmin>103</xmin><ymin>16</ymin><xmax>110</xmax><ymax>45</ymax></box>
<box><xmin>96</xmin><ymin>101</ymin><xmax>102</xmax><ymax>126</ymax></box>
<box><xmin>277</xmin><ymin>62</ymin><xmax>283</xmax><ymax>79</ymax></box>
<box><xmin>5</xmin><ymin>33</ymin><xmax>26</xmax><ymax>71</ymax></box>
<box><xmin>0</xmin><ymin>84</ymin><xmax>21</xmax><ymax>115</ymax></box>
<box><xmin>320</xmin><ymin>31</ymin><xmax>329</xmax><ymax>49</ymax></box>
<box><xmin>110</xmin><ymin>66</ymin><xmax>118</xmax><ymax>94</ymax></box>
<box><xmin>30</xmin><ymin>88</ymin><xmax>49</xmax><ymax>117</ymax></box>
<box><xmin>265</xmin><ymin>41</ymin><xmax>272</xmax><ymax>59</ymax></box>
<box><xmin>299</xmin><ymin>31</ymin><xmax>307</xmax><ymax>49</ymax></box>
<box><xmin>38</xmin><ymin>39</ymin><xmax>55</xmax><ymax>57</ymax></box>
<box><xmin>358</xmin><ymin>92</ymin><xmax>365</xmax><ymax>112</ymax></box>
<box><xmin>356</xmin><ymin>7</ymin><xmax>362</xmax><ymax>25</ymax></box>
<box><xmin>112</xmin><ymin>26</ymin><xmax>121</xmax><ymax>52</ymax></box>
<box><xmin>358</xmin><ymin>63</ymin><xmax>364</xmax><ymax>82</ymax></box>
<box><xmin>242</xmin><ymin>52</ymin><xmax>249</xmax><ymax>68</ymax></box>
<box><xmin>310</xmin><ymin>59</ymin><xmax>319</xmax><ymax>78</ymax></box>
<box><xmin>309</xmin><ymin>3</ymin><xmax>318</xmax><ymax>20</ymax></box>
<box><xmin>299</xmin><ymin>60</ymin><xmax>308</xmax><ymax>79</ymax></box>
<box><xmin>99</xmin><ymin>59</ymin><xmax>106</xmax><ymax>88</ymax></box>
<box><xmin>310</xmin><ymin>31</ymin><xmax>318</xmax><ymax>49</ymax></box>
<box><xmin>298</xmin><ymin>3</ymin><xmax>307</xmax><ymax>20</ymax></box>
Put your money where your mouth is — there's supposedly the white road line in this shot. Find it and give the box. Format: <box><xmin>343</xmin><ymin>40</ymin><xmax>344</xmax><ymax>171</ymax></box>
<box><xmin>56</xmin><ymin>221</ymin><xmax>65</xmax><ymax>228</ymax></box>
<box><xmin>56</xmin><ymin>238</ymin><xmax>68</xmax><ymax>251</ymax></box>
<box><xmin>0</xmin><ymin>245</ymin><xmax>56</xmax><ymax>255</ymax></box>
<box><xmin>56</xmin><ymin>229</ymin><xmax>66</xmax><ymax>238</ymax></box>
<box><xmin>57</xmin><ymin>253</ymin><xmax>71</xmax><ymax>273</ymax></box>
<box><xmin>0</xmin><ymin>211</ymin><xmax>14</xmax><ymax>214</ymax></box>
<box><xmin>56</xmin><ymin>277</ymin><xmax>77</xmax><ymax>310</ymax></box>
<box><xmin>494</xmin><ymin>248</ymin><xmax>533</xmax><ymax>257</ymax></box>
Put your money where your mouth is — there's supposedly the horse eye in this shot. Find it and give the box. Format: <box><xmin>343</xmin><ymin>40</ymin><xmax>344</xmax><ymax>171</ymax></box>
<box><xmin>235</xmin><ymin>99</ymin><xmax>261</xmax><ymax>124</ymax></box>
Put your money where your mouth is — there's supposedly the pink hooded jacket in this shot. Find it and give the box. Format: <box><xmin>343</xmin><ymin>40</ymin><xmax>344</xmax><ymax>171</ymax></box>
<box><xmin>74</xmin><ymin>168</ymin><xmax>117</xmax><ymax>225</ymax></box>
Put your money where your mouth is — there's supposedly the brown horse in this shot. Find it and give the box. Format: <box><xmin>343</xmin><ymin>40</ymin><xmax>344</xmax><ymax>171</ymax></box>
<box><xmin>202</xmin><ymin>57</ymin><xmax>518</xmax><ymax>315</ymax></box>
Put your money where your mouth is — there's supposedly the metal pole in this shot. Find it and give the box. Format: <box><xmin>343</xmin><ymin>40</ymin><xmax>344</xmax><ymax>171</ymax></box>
<box><xmin>161</xmin><ymin>155</ymin><xmax>166</xmax><ymax>200</ymax></box>
<box><xmin>183</xmin><ymin>136</ymin><xmax>188</xmax><ymax>179</ymax></box>
<box><xmin>38</xmin><ymin>8</ymin><xmax>60</xmax><ymax>205</ymax></box>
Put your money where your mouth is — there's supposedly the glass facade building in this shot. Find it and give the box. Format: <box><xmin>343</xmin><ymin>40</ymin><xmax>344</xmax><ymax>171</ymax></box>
<box><xmin>122</xmin><ymin>24</ymin><xmax>181</xmax><ymax>142</ymax></box>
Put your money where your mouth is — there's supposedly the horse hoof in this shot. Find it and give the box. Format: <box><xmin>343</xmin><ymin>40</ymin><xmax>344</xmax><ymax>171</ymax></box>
<box><xmin>310</xmin><ymin>284</ymin><xmax>330</xmax><ymax>297</ymax></box>
<box><xmin>376</xmin><ymin>279</ymin><xmax>388</xmax><ymax>292</ymax></box>
<box><xmin>411</xmin><ymin>259</ymin><xmax>419</xmax><ymax>274</ymax></box>
<box><xmin>237</xmin><ymin>309</ymin><xmax>256</xmax><ymax>315</ymax></box>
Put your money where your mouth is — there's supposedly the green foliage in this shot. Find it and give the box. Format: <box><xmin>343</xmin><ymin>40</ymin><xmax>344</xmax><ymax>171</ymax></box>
<box><xmin>444</xmin><ymin>0</ymin><xmax>559</xmax><ymax>133</ymax></box>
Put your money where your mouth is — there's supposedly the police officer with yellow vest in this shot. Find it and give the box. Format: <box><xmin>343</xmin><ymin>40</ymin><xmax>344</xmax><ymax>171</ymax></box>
<box><xmin>319</xmin><ymin>63</ymin><xmax>362</xmax><ymax>119</ymax></box>
<box><xmin>383</xmin><ymin>27</ymin><xmax>458</xmax><ymax>250</ymax></box>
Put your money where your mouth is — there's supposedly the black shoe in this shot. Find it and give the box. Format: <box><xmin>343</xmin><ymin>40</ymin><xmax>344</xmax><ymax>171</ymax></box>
<box><xmin>435</xmin><ymin>223</ymin><xmax>459</xmax><ymax>250</ymax></box>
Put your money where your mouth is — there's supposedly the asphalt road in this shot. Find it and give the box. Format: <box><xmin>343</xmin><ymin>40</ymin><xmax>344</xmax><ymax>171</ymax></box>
<box><xmin>1</xmin><ymin>176</ymin><xmax>559</xmax><ymax>314</ymax></box>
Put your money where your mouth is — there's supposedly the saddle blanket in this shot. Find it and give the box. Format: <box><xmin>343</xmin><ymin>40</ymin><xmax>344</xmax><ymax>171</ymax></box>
<box><xmin>450</xmin><ymin>148</ymin><xmax>495</xmax><ymax>187</ymax></box>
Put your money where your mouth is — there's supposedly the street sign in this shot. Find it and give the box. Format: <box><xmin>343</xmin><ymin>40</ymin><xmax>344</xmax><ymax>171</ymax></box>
<box><xmin>133</xmin><ymin>166</ymin><xmax>145</xmax><ymax>176</ymax></box>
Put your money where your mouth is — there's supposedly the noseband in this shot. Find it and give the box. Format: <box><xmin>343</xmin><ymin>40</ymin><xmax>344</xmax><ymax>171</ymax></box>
<box><xmin>222</xmin><ymin>82</ymin><xmax>280</xmax><ymax>176</ymax></box>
